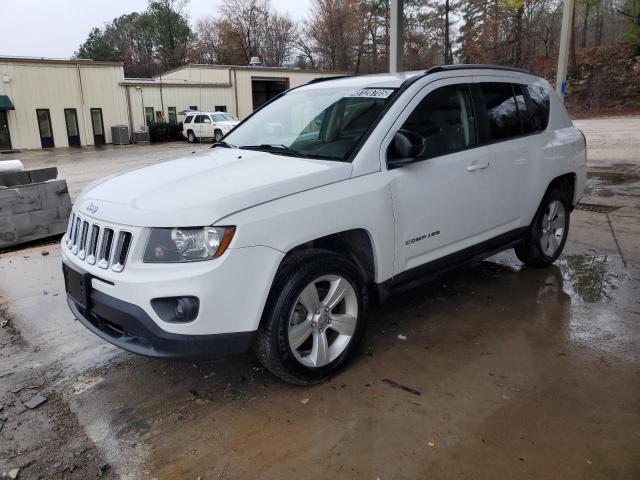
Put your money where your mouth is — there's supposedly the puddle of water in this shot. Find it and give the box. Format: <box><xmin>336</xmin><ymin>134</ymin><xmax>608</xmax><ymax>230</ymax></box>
<box><xmin>557</xmin><ymin>253</ymin><xmax>620</xmax><ymax>303</ymax></box>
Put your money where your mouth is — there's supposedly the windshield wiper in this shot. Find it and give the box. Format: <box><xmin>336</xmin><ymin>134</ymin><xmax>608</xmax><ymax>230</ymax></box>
<box><xmin>239</xmin><ymin>144</ymin><xmax>306</xmax><ymax>158</ymax></box>
<box><xmin>211</xmin><ymin>141</ymin><xmax>236</xmax><ymax>148</ymax></box>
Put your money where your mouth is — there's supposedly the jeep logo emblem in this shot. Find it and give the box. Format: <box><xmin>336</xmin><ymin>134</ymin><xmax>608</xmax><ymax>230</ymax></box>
<box><xmin>86</xmin><ymin>202</ymin><xmax>99</xmax><ymax>214</ymax></box>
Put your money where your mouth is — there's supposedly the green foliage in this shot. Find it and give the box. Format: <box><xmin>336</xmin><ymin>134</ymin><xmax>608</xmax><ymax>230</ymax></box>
<box><xmin>148</xmin><ymin>121</ymin><xmax>184</xmax><ymax>142</ymax></box>
<box><xmin>76</xmin><ymin>28</ymin><xmax>117</xmax><ymax>60</ymax></box>
<box><xmin>74</xmin><ymin>1</ymin><xmax>192</xmax><ymax>76</ymax></box>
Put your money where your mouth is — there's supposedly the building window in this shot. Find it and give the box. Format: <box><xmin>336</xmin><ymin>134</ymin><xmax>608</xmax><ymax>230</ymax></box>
<box><xmin>214</xmin><ymin>105</ymin><xmax>227</xmax><ymax>112</ymax></box>
<box><xmin>145</xmin><ymin>107</ymin><xmax>154</xmax><ymax>126</ymax></box>
<box><xmin>189</xmin><ymin>105</ymin><xmax>198</xmax><ymax>111</ymax></box>
<box><xmin>168</xmin><ymin>107</ymin><xmax>177</xmax><ymax>124</ymax></box>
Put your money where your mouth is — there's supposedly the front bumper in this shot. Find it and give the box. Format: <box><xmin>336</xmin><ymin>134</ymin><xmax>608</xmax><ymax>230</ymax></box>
<box><xmin>68</xmin><ymin>288</ymin><xmax>256</xmax><ymax>359</ymax></box>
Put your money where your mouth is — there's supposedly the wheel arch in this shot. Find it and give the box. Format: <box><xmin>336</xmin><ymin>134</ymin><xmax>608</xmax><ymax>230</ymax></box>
<box><xmin>545</xmin><ymin>172</ymin><xmax>577</xmax><ymax>209</ymax></box>
<box><xmin>284</xmin><ymin>228</ymin><xmax>377</xmax><ymax>287</ymax></box>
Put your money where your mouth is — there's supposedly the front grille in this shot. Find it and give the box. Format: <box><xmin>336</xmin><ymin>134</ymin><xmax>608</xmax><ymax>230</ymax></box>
<box><xmin>66</xmin><ymin>212</ymin><xmax>133</xmax><ymax>272</ymax></box>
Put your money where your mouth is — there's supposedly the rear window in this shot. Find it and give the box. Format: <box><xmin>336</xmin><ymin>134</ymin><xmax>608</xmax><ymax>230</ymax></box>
<box><xmin>184</xmin><ymin>115</ymin><xmax>193</xmax><ymax>124</ymax></box>
<box><xmin>526</xmin><ymin>85</ymin><xmax>551</xmax><ymax>131</ymax></box>
<box><xmin>480</xmin><ymin>83</ymin><xmax>521</xmax><ymax>141</ymax></box>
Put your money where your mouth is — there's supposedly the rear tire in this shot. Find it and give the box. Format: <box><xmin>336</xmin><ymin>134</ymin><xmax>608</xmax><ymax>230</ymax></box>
<box><xmin>187</xmin><ymin>130</ymin><xmax>196</xmax><ymax>143</ymax></box>
<box><xmin>515</xmin><ymin>189</ymin><xmax>570</xmax><ymax>268</ymax></box>
<box><xmin>255</xmin><ymin>249</ymin><xmax>367</xmax><ymax>385</ymax></box>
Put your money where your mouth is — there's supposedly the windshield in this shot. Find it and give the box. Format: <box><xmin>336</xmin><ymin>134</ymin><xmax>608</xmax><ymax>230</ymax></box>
<box><xmin>224</xmin><ymin>86</ymin><xmax>396</xmax><ymax>161</ymax></box>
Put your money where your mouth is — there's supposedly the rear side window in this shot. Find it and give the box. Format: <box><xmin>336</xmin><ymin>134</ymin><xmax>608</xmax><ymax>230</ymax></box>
<box><xmin>513</xmin><ymin>84</ymin><xmax>534</xmax><ymax>134</ymax></box>
<box><xmin>401</xmin><ymin>84</ymin><xmax>477</xmax><ymax>159</ymax></box>
<box><xmin>184</xmin><ymin>115</ymin><xmax>193</xmax><ymax>124</ymax></box>
<box><xmin>479</xmin><ymin>83</ymin><xmax>520</xmax><ymax>141</ymax></box>
<box><xmin>526</xmin><ymin>85</ymin><xmax>551</xmax><ymax>131</ymax></box>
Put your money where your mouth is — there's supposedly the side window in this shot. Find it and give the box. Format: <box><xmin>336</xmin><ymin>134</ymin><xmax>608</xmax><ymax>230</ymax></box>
<box><xmin>526</xmin><ymin>85</ymin><xmax>551</xmax><ymax>131</ymax></box>
<box><xmin>184</xmin><ymin>115</ymin><xmax>193</xmax><ymax>124</ymax></box>
<box><xmin>194</xmin><ymin>115</ymin><xmax>203</xmax><ymax>124</ymax></box>
<box><xmin>513</xmin><ymin>84</ymin><xmax>533</xmax><ymax>134</ymax></box>
<box><xmin>401</xmin><ymin>84</ymin><xmax>477</xmax><ymax>158</ymax></box>
<box><xmin>202</xmin><ymin>115</ymin><xmax>212</xmax><ymax>124</ymax></box>
<box><xmin>479</xmin><ymin>83</ymin><xmax>520</xmax><ymax>141</ymax></box>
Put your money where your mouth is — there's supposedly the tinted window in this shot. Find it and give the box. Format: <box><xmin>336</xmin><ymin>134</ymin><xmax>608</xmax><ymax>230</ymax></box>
<box><xmin>168</xmin><ymin>107</ymin><xmax>177</xmax><ymax>124</ymax></box>
<box><xmin>144</xmin><ymin>107</ymin><xmax>154</xmax><ymax>126</ymax></box>
<box><xmin>184</xmin><ymin>115</ymin><xmax>193</xmax><ymax>124</ymax></box>
<box><xmin>513</xmin><ymin>84</ymin><xmax>533</xmax><ymax>134</ymax></box>
<box><xmin>401</xmin><ymin>84</ymin><xmax>477</xmax><ymax>158</ymax></box>
<box><xmin>526</xmin><ymin>85</ymin><xmax>551</xmax><ymax>131</ymax></box>
<box><xmin>480</xmin><ymin>83</ymin><xmax>521</xmax><ymax>141</ymax></box>
<box><xmin>194</xmin><ymin>115</ymin><xmax>203</xmax><ymax>124</ymax></box>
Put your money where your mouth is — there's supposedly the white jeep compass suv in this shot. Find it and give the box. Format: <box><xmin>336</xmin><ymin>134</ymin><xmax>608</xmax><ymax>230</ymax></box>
<box><xmin>182</xmin><ymin>111</ymin><xmax>239</xmax><ymax>143</ymax></box>
<box><xmin>62</xmin><ymin>66</ymin><xmax>586</xmax><ymax>384</ymax></box>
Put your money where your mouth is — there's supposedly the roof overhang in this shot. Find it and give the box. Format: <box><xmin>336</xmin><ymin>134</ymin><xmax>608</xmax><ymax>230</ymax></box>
<box><xmin>0</xmin><ymin>95</ymin><xmax>14</xmax><ymax>111</ymax></box>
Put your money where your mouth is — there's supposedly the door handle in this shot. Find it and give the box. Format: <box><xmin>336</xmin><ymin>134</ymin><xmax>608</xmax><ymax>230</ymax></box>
<box><xmin>467</xmin><ymin>162</ymin><xmax>490</xmax><ymax>172</ymax></box>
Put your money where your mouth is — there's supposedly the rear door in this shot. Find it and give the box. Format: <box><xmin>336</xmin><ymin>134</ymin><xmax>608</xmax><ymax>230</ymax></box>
<box><xmin>473</xmin><ymin>80</ymin><xmax>535</xmax><ymax>232</ymax></box>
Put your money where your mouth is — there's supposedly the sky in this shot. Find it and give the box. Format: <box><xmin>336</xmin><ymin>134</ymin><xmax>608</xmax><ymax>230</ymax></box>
<box><xmin>0</xmin><ymin>0</ymin><xmax>311</xmax><ymax>59</ymax></box>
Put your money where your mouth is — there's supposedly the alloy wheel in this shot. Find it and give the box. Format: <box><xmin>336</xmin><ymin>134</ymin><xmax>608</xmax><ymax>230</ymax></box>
<box><xmin>540</xmin><ymin>199</ymin><xmax>566</xmax><ymax>256</ymax></box>
<box><xmin>287</xmin><ymin>275</ymin><xmax>358</xmax><ymax>368</ymax></box>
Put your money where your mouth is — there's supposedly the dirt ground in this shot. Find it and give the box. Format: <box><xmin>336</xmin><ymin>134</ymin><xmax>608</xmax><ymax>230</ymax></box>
<box><xmin>1</xmin><ymin>117</ymin><xmax>639</xmax><ymax>480</ymax></box>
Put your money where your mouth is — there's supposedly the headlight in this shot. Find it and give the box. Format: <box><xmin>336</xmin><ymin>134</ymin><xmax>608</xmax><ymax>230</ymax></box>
<box><xmin>144</xmin><ymin>226</ymin><xmax>235</xmax><ymax>263</ymax></box>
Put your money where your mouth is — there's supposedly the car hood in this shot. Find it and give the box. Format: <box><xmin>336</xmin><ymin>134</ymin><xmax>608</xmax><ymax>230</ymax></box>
<box><xmin>75</xmin><ymin>148</ymin><xmax>352</xmax><ymax>227</ymax></box>
<box><xmin>217</xmin><ymin>120</ymin><xmax>239</xmax><ymax>127</ymax></box>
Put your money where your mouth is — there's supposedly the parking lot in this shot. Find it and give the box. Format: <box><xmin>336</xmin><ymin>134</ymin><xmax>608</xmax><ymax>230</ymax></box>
<box><xmin>1</xmin><ymin>117</ymin><xmax>639</xmax><ymax>479</ymax></box>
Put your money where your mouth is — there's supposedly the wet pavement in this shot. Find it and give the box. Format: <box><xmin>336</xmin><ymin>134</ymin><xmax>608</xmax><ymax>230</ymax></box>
<box><xmin>1</xmin><ymin>117</ymin><xmax>639</xmax><ymax>479</ymax></box>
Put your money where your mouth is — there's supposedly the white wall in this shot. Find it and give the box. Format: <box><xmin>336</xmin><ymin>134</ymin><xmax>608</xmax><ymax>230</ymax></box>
<box><xmin>0</xmin><ymin>60</ymin><xmax>128</xmax><ymax>149</ymax></box>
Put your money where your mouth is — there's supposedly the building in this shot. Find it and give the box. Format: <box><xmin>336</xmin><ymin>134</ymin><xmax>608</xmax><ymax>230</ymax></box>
<box><xmin>0</xmin><ymin>56</ymin><xmax>343</xmax><ymax>151</ymax></box>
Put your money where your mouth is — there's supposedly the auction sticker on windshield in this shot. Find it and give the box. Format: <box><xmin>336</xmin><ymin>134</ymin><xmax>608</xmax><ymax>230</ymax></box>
<box><xmin>346</xmin><ymin>88</ymin><xmax>394</xmax><ymax>99</ymax></box>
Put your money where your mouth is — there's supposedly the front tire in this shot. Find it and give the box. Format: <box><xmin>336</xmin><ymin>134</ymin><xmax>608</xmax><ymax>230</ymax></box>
<box><xmin>214</xmin><ymin>129</ymin><xmax>223</xmax><ymax>142</ymax></box>
<box><xmin>515</xmin><ymin>189</ymin><xmax>570</xmax><ymax>267</ymax></box>
<box><xmin>255</xmin><ymin>250</ymin><xmax>367</xmax><ymax>385</ymax></box>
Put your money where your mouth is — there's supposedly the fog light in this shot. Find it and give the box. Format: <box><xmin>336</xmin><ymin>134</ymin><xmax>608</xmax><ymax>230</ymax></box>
<box><xmin>151</xmin><ymin>296</ymin><xmax>199</xmax><ymax>323</ymax></box>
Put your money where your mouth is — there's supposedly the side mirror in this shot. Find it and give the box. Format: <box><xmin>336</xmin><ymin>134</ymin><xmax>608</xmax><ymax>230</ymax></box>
<box><xmin>387</xmin><ymin>129</ymin><xmax>427</xmax><ymax>169</ymax></box>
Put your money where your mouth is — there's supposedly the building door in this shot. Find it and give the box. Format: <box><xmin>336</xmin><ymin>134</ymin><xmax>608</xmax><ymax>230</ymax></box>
<box><xmin>36</xmin><ymin>109</ymin><xmax>54</xmax><ymax>148</ymax></box>
<box><xmin>0</xmin><ymin>111</ymin><xmax>11</xmax><ymax>150</ymax></box>
<box><xmin>64</xmin><ymin>108</ymin><xmax>81</xmax><ymax>147</ymax></box>
<box><xmin>251</xmin><ymin>78</ymin><xmax>289</xmax><ymax>110</ymax></box>
<box><xmin>90</xmin><ymin>108</ymin><xmax>105</xmax><ymax>145</ymax></box>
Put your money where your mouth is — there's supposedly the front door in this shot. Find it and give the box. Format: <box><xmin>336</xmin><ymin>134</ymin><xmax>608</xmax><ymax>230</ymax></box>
<box><xmin>91</xmin><ymin>108</ymin><xmax>105</xmax><ymax>146</ymax></box>
<box><xmin>200</xmin><ymin>114</ymin><xmax>214</xmax><ymax>138</ymax></box>
<box><xmin>36</xmin><ymin>109</ymin><xmax>54</xmax><ymax>148</ymax></box>
<box><xmin>64</xmin><ymin>108</ymin><xmax>81</xmax><ymax>147</ymax></box>
<box><xmin>386</xmin><ymin>80</ymin><xmax>492</xmax><ymax>275</ymax></box>
<box><xmin>0</xmin><ymin>111</ymin><xmax>11</xmax><ymax>150</ymax></box>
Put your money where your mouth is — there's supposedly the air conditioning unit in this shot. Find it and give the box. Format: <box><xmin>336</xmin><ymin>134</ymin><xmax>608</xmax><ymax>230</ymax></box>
<box><xmin>133</xmin><ymin>131</ymin><xmax>150</xmax><ymax>144</ymax></box>
<box><xmin>111</xmin><ymin>125</ymin><xmax>129</xmax><ymax>145</ymax></box>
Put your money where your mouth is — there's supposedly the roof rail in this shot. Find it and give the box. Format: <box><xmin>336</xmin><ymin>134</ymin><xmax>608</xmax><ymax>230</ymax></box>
<box><xmin>429</xmin><ymin>64</ymin><xmax>530</xmax><ymax>74</ymax></box>
<box><xmin>306</xmin><ymin>75</ymin><xmax>352</xmax><ymax>84</ymax></box>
